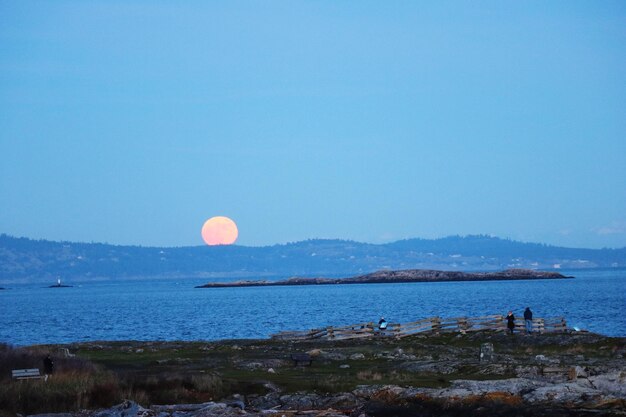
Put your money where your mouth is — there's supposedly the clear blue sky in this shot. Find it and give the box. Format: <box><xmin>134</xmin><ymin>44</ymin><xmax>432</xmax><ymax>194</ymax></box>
<box><xmin>1</xmin><ymin>1</ymin><xmax>625</xmax><ymax>249</ymax></box>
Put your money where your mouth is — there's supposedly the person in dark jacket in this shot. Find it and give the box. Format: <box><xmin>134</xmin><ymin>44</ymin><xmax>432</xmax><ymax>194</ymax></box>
<box><xmin>524</xmin><ymin>307</ymin><xmax>533</xmax><ymax>334</ymax></box>
<box><xmin>378</xmin><ymin>317</ymin><xmax>388</xmax><ymax>330</ymax></box>
<box><xmin>506</xmin><ymin>311</ymin><xmax>515</xmax><ymax>334</ymax></box>
<box><xmin>43</xmin><ymin>354</ymin><xmax>54</xmax><ymax>376</ymax></box>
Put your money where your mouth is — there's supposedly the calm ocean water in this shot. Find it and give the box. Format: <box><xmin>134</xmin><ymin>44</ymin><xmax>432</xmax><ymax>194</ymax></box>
<box><xmin>1</xmin><ymin>269</ymin><xmax>624</xmax><ymax>346</ymax></box>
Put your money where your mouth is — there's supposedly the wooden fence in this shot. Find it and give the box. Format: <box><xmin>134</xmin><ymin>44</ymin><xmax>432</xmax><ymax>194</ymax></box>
<box><xmin>271</xmin><ymin>314</ymin><xmax>567</xmax><ymax>341</ymax></box>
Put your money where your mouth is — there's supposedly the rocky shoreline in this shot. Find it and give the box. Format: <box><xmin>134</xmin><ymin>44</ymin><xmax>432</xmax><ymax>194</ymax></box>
<box><xmin>196</xmin><ymin>268</ymin><xmax>570</xmax><ymax>288</ymax></box>
<box><xmin>14</xmin><ymin>330</ymin><xmax>623</xmax><ymax>417</ymax></box>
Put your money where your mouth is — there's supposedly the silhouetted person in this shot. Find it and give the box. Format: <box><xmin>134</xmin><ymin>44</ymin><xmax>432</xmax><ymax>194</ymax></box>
<box><xmin>43</xmin><ymin>354</ymin><xmax>54</xmax><ymax>376</ymax></box>
<box><xmin>506</xmin><ymin>311</ymin><xmax>515</xmax><ymax>334</ymax></box>
<box><xmin>524</xmin><ymin>307</ymin><xmax>533</xmax><ymax>334</ymax></box>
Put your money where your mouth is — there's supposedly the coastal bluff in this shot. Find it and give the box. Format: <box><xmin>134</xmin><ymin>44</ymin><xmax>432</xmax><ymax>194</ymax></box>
<box><xmin>196</xmin><ymin>268</ymin><xmax>570</xmax><ymax>288</ymax></box>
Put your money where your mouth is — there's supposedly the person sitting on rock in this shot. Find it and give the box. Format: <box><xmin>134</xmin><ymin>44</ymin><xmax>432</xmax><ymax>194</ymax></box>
<box><xmin>378</xmin><ymin>317</ymin><xmax>388</xmax><ymax>330</ymax></box>
<box><xmin>506</xmin><ymin>311</ymin><xmax>515</xmax><ymax>334</ymax></box>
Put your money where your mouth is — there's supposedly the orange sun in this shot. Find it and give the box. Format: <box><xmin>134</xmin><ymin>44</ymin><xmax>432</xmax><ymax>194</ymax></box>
<box><xmin>201</xmin><ymin>216</ymin><xmax>238</xmax><ymax>246</ymax></box>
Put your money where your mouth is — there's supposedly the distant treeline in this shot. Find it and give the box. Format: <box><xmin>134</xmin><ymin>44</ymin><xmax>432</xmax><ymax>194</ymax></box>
<box><xmin>0</xmin><ymin>234</ymin><xmax>624</xmax><ymax>283</ymax></box>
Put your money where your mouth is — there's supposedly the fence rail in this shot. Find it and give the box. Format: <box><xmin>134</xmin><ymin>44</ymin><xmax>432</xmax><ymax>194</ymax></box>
<box><xmin>271</xmin><ymin>314</ymin><xmax>567</xmax><ymax>341</ymax></box>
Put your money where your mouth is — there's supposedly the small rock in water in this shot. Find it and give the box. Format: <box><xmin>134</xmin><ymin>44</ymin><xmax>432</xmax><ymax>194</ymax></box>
<box><xmin>339</xmin><ymin>364</ymin><xmax>350</xmax><ymax>369</ymax></box>
<box><xmin>349</xmin><ymin>353</ymin><xmax>365</xmax><ymax>360</ymax></box>
<box><xmin>267</xmin><ymin>367</ymin><xmax>276</xmax><ymax>374</ymax></box>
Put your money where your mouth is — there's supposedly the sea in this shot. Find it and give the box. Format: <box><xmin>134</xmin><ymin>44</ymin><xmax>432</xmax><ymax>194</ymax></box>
<box><xmin>1</xmin><ymin>269</ymin><xmax>624</xmax><ymax>346</ymax></box>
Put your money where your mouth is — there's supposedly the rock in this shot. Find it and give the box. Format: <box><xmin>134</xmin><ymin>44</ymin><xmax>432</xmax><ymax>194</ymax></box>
<box><xmin>247</xmin><ymin>392</ymin><xmax>281</xmax><ymax>410</ymax></box>
<box><xmin>306</xmin><ymin>349</ymin><xmax>323</xmax><ymax>357</ymax></box>
<box><xmin>279</xmin><ymin>393</ymin><xmax>323</xmax><ymax>409</ymax></box>
<box><xmin>151</xmin><ymin>403</ymin><xmax>215</xmax><ymax>413</ymax></box>
<box><xmin>449</xmin><ymin>378</ymin><xmax>549</xmax><ymax>396</ymax></box>
<box><xmin>225</xmin><ymin>397</ymin><xmax>245</xmax><ymax>410</ymax></box>
<box><xmin>267</xmin><ymin>368</ymin><xmax>276</xmax><ymax>374</ymax></box>
<box><xmin>93</xmin><ymin>401</ymin><xmax>155</xmax><ymax>417</ymax></box>
<box><xmin>339</xmin><ymin>364</ymin><xmax>350</xmax><ymax>369</ymax></box>
<box><xmin>194</xmin><ymin>403</ymin><xmax>245</xmax><ymax>417</ymax></box>
<box><xmin>320</xmin><ymin>352</ymin><xmax>347</xmax><ymax>361</ymax></box>
<box><xmin>588</xmin><ymin>371</ymin><xmax>626</xmax><ymax>396</ymax></box>
<box><xmin>534</xmin><ymin>354</ymin><xmax>561</xmax><ymax>365</ymax></box>
<box><xmin>322</xmin><ymin>393</ymin><xmax>359</xmax><ymax>409</ymax></box>
<box><xmin>349</xmin><ymin>353</ymin><xmax>365</xmax><ymax>360</ymax></box>
<box><xmin>522</xmin><ymin>381</ymin><xmax>600</xmax><ymax>405</ymax></box>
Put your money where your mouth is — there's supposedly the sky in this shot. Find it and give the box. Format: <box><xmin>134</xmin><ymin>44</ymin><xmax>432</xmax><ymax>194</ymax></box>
<box><xmin>1</xmin><ymin>1</ymin><xmax>625</xmax><ymax>249</ymax></box>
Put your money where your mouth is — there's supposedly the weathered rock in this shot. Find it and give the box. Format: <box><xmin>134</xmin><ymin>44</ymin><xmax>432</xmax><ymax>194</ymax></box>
<box><xmin>93</xmin><ymin>401</ymin><xmax>155</xmax><ymax>417</ymax></box>
<box><xmin>151</xmin><ymin>403</ymin><xmax>215</xmax><ymax>413</ymax></box>
<box><xmin>349</xmin><ymin>353</ymin><xmax>365</xmax><ymax>360</ymax></box>
<box><xmin>588</xmin><ymin>371</ymin><xmax>626</xmax><ymax>396</ymax></box>
<box><xmin>522</xmin><ymin>381</ymin><xmax>601</xmax><ymax>404</ymax></box>
<box><xmin>306</xmin><ymin>349</ymin><xmax>323</xmax><ymax>357</ymax></box>
<box><xmin>448</xmin><ymin>377</ymin><xmax>549</xmax><ymax>396</ymax></box>
<box><xmin>278</xmin><ymin>393</ymin><xmax>323</xmax><ymax>409</ymax></box>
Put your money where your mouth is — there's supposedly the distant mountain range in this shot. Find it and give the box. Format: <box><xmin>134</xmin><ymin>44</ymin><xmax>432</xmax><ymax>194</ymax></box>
<box><xmin>1</xmin><ymin>234</ymin><xmax>625</xmax><ymax>284</ymax></box>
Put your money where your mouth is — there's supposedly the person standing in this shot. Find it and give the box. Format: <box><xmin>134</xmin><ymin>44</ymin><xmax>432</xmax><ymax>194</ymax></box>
<box><xmin>43</xmin><ymin>354</ymin><xmax>54</xmax><ymax>380</ymax></box>
<box><xmin>524</xmin><ymin>307</ymin><xmax>533</xmax><ymax>334</ymax></box>
<box><xmin>506</xmin><ymin>311</ymin><xmax>515</xmax><ymax>334</ymax></box>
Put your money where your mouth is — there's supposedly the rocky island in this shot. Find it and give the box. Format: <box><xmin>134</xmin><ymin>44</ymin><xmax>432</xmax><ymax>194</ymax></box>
<box><xmin>196</xmin><ymin>268</ymin><xmax>570</xmax><ymax>288</ymax></box>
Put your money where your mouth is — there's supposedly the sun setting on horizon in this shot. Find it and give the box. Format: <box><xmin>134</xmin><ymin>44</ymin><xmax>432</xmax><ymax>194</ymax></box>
<box><xmin>201</xmin><ymin>216</ymin><xmax>238</xmax><ymax>246</ymax></box>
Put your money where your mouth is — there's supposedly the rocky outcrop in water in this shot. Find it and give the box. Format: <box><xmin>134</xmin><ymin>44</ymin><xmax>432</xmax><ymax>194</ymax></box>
<box><xmin>196</xmin><ymin>268</ymin><xmax>570</xmax><ymax>288</ymax></box>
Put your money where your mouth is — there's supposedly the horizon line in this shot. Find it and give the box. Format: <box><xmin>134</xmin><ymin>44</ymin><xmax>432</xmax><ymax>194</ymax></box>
<box><xmin>2</xmin><ymin>233</ymin><xmax>625</xmax><ymax>251</ymax></box>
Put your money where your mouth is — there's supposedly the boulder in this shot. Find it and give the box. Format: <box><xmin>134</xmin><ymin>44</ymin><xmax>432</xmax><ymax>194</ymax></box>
<box><xmin>93</xmin><ymin>401</ymin><xmax>155</xmax><ymax>417</ymax></box>
<box><xmin>588</xmin><ymin>371</ymin><xmax>626</xmax><ymax>396</ymax></box>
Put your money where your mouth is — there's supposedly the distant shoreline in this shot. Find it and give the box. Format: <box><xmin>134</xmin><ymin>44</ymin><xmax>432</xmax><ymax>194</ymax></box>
<box><xmin>196</xmin><ymin>268</ymin><xmax>572</xmax><ymax>288</ymax></box>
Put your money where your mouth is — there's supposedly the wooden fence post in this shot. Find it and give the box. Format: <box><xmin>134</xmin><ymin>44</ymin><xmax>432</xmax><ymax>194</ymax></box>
<box><xmin>537</xmin><ymin>319</ymin><xmax>545</xmax><ymax>334</ymax></box>
<box><xmin>327</xmin><ymin>326</ymin><xmax>334</xmax><ymax>339</ymax></box>
<box><xmin>431</xmin><ymin>317</ymin><xmax>441</xmax><ymax>335</ymax></box>
<box><xmin>560</xmin><ymin>317</ymin><xmax>567</xmax><ymax>333</ymax></box>
<box><xmin>393</xmin><ymin>323</ymin><xmax>401</xmax><ymax>338</ymax></box>
<box><xmin>496</xmin><ymin>315</ymin><xmax>504</xmax><ymax>332</ymax></box>
<box><xmin>458</xmin><ymin>317</ymin><xmax>468</xmax><ymax>334</ymax></box>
